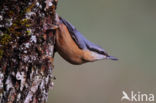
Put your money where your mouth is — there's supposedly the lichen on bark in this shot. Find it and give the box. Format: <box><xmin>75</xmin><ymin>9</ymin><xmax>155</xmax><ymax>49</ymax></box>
<box><xmin>0</xmin><ymin>0</ymin><xmax>58</xmax><ymax>103</ymax></box>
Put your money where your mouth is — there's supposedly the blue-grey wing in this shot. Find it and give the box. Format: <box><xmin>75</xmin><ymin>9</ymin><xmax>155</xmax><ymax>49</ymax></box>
<box><xmin>59</xmin><ymin>17</ymin><xmax>87</xmax><ymax>49</ymax></box>
<box><xmin>59</xmin><ymin>17</ymin><xmax>118</xmax><ymax>60</ymax></box>
<box><xmin>60</xmin><ymin>17</ymin><xmax>108</xmax><ymax>53</ymax></box>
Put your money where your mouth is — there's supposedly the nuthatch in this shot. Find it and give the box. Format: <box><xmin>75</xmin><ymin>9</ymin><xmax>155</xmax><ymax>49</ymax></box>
<box><xmin>55</xmin><ymin>15</ymin><xmax>118</xmax><ymax>65</ymax></box>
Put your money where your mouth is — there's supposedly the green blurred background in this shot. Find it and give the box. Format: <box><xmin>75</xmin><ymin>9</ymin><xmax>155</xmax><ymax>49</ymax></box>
<box><xmin>48</xmin><ymin>0</ymin><xmax>156</xmax><ymax>103</ymax></box>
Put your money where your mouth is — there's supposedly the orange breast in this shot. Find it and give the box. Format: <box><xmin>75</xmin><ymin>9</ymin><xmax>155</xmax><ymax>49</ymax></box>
<box><xmin>55</xmin><ymin>23</ymin><xmax>84</xmax><ymax>64</ymax></box>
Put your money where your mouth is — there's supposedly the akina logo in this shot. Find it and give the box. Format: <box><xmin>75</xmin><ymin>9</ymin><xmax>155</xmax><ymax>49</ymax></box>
<box><xmin>121</xmin><ymin>91</ymin><xmax>154</xmax><ymax>102</ymax></box>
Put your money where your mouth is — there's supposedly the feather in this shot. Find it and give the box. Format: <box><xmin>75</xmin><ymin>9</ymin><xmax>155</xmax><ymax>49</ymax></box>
<box><xmin>59</xmin><ymin>17</ymin><xmax>118</xmax><ymax>60</ymax></box>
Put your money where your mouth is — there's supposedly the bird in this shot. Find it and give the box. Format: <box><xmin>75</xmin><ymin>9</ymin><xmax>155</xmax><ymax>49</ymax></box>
<box><xmin>54</xmin><ymin>14</ymin><xmax>118</xmax><ymax>65</ymax></box>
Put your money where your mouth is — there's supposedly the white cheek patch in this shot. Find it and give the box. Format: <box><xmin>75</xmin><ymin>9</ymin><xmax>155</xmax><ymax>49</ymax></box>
<box><xmin>91</xmin><ymin>51</ymin><xmax>107</xmax><ymax>60</ymax></box>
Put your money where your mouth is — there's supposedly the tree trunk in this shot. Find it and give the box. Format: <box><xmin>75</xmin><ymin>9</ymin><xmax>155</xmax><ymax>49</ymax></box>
<box><xmin>0</xmin><ymin>0</ymin><xmax>58</xmax><ymax>103</ymax></box>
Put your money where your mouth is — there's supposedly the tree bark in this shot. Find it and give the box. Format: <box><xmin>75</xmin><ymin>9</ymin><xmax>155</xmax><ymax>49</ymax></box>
<box><xmin>0</xmin><ymin>0</ymin><xmax>58</xmax><ymax>103</ymax></box>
